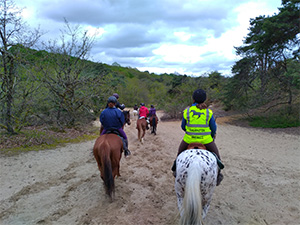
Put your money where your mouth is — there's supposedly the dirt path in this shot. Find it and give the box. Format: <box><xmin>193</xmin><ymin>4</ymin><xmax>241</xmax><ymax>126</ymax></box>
<box><xmin>1</xmin><ymin>112</ymin><xmax>299</xmax><ymax>225</ymax></box>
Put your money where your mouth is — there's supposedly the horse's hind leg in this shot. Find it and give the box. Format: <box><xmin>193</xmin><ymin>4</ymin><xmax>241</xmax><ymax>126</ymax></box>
<box><xmin>93</xmin><ymin>149</ymin><xmax>104</xmax><ymax>180</ymax></box>
<box><xmin>138</xmin><ymin>128</ymin><xmax>141</xmax><ymax>142</ymax></box>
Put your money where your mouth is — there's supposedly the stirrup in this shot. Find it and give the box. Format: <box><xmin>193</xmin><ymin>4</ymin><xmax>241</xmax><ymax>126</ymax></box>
<box><xmin>211</xmin><ymin>152</ymin><xmax>224</xmax><ymax>169</ymax></box>
<box><xmin>124</xmin><ymin>149</ymin><xmax>131</xmax><ymax>157</ymax></box>
<box><xmin>217</xmin><ymin>173</ymin><xmax>223</xmax><ymax>186</ymax></box>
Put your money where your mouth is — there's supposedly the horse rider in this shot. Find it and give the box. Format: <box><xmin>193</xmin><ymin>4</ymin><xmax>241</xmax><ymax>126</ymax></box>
<box><xmin>105</xmin><ymin>93</ymin><xmax>125</xmax><ymax>110</ymax></box>
<box><xmin>171</xmin><ymin>89</ymin><xmax>224</xmax><ymax>185</ymax></box>
<box><xmin>138</xmin><ymin>103</ymin><xmax>149</xmax><ymax>130</ymax></box>
<box><xmin>133</xmin><ymin>104</ymin><xmax>138</xmax><ymax>117</ymax></box>
<box><xmin>100</xmin><ymin>96</ymin><xmax>131</xmax><ymax>157</ymax></box>
<box><xmin>101</xmin><ymin>92</ymin><xmax>126</xmax><ymax>133</ymax></box>
<box><xmin>148</xmin><ymin>104</ymin><xmax>158</xmax><ymax>125</ymax></box>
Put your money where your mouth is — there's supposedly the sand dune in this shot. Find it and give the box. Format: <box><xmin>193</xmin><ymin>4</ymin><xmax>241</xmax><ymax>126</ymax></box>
<box><xmin>1</xmin><ymin>111</ymin><xmax>299</xmax><ymax>225</ymax></box>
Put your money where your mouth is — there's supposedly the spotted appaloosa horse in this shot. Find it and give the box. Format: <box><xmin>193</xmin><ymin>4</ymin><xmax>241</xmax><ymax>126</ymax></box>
<box><xmin>175</xmin><ymin>148</ymin><xmax>218</xmax><ymax>225</ymax></box>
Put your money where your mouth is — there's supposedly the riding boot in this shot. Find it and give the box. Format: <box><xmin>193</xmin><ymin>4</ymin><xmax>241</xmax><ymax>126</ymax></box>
<box><xmin>171</xmin><ymin>160</ymin><xmax>176</xmax><ymax>177</ymax></box>
<box><xmin>123</xmin><ymin>139</ymin><xmax>131</xmax><ymax>157</ymax></box>
<box><xmin>146</xmin><ymin>119</ymin><xmax>149</xmax><ymax>130</ymax></box>
<box><xmin>217</xmin><ymin>170</ymin><xmax>224</xmax><ymax>186</ymax></box>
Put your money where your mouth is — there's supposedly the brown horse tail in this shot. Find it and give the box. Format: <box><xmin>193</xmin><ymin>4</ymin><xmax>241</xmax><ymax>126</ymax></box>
<box><xmin>101</xmin><ymin>140</ymin><xmax>115</xmax><ymax>198</ymax></box>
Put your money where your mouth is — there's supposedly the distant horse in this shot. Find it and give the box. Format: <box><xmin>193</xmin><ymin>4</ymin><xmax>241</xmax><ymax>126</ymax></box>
<box><xmin>123</xmin><ymin>110</ymin><xmax>131</xmax><ymax>126</ymax></box>
<box><xmin>133</xmin><ymin>109</ymin><xmax>138</xmax><ymax>118</ymax></box>
<box><xmin>136</xmin><ymin>117</ymin><xmax>147</xmax><ymax>143</ymax></box>
<box><xmin>175</xmin><ymin>146</ymin><xmax>218</xmax><ymax>225</ymax></box>
<box><xmin>93</xmin><ymin>133</ymin><xmax>123</xmax><ymax>200</ymax></box>
<box><xmin>149</xmin><ymin>115</ymin><xmax>158</xmax><ymax>135</ymax></box>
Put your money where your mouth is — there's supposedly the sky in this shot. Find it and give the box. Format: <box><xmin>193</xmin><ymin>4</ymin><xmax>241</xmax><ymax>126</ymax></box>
<box><xmin>15</xmin><ymin>0</ymin><xmax>282</xmax><ymax>76</ymax></box>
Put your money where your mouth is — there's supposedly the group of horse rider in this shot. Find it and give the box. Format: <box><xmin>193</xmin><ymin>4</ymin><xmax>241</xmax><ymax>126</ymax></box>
<box><xmin>134</xmin><ymin>103</ymin><xmax>158</xmax><ymax>129</ymax></box>
<box><xmin>99</xmin><ymin>89</ymin><xmax>224</xmax><ymax>186</ymax></box>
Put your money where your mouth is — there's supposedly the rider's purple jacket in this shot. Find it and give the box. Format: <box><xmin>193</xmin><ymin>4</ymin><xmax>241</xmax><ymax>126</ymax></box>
<box><xmin>148</xmin><ymin>107</ymin><xmax>156</xmax><ymax>117</ymax></box>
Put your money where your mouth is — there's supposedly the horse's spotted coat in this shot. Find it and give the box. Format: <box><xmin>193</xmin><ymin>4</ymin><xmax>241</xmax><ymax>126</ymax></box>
<box><xmin>175</xmin><ymin>149</ymin><xmax>218</xmax><ymax>219</ymax></box>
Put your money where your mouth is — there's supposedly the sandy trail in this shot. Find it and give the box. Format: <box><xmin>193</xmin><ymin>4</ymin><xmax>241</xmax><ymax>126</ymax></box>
<box><xmin>1</xmin><ymin>111</ymin><xmax>299</xmax><ymax>225</ymax></box>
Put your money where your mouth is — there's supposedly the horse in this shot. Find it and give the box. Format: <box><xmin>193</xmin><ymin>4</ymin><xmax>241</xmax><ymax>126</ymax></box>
<box><xmin>133</xmin><ymin>109</ymin><xmax>138</xmax><ymax>118</ymax></box>
<box><xmin>93</xmin><ymin>132</ymin><xmax>123</xmax><ymax>200</ymax></box>
<box><xmin>123</xmin><ymin>110</ymin><xmax>131</xmax><ymax>126</ymax></box>
<box><xmin>149</xmin><ymin>115</ymin><xmax>158</xmax><ymax>135</ymax></box>
<box><xmin>175</xmin><ymin>144</ymin><xmax>218</xmax><ymax>225</ymax></box>
<box><xmin>136</xmin><ymin>117</ymin><xmax>147</xmax><ymax>143</ymax></box>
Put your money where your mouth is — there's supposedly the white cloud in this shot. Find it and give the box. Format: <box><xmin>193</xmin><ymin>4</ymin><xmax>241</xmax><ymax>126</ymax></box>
<box><xmin>14</xmin><ymin>0</ymin><xmax>282</xmax><ymax>76</ymax></box>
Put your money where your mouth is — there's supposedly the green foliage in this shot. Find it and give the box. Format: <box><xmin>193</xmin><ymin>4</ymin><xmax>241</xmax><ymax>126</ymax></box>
<box><xmin>227</xmin><ymin>0</ymin><xmax>300</xmax><ymax>114</ymax></box>
<box><xmin>1</xmin><ymin>0</ymin><xmax>299</xmax><ymax>135</ymax></box>
<box><xmin>248</xmin><ymin>107</ymin><xmax>300</xmax><ymax>128</ymax></box>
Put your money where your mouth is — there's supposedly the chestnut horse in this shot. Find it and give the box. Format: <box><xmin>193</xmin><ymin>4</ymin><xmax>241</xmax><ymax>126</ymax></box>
<box><xmin>136</xmin><ymin>117</ymin><xmax>147</xmax><ymax>143</ymax></box>
<box><xmin>175</xmin><ymin>144</ymin><xmax>218</xmax><ymax>225</ymax></box>
<box><xmin>93</xmin><ymin>133</ymin><xmax>123</xmax><ymax>199</ymax></box>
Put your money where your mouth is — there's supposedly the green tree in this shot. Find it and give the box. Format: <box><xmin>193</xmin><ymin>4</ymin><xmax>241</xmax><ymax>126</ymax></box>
<box><xmin>0</xmin><ymin>0</ymin><xmax>41</xmax><ymax>133</ymax></box>
<box><xmin>230</xmin><ymin>0</ymin><xmax>299</xmax><ymax>111</ymax></box>
<box><xmin>39</xmin><ymin>19</ymin><xmax>96</xmax><ymax>127</ymax></box>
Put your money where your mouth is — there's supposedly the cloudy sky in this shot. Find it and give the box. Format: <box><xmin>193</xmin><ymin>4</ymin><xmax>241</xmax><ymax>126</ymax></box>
<box><xmin>15</xmin><ymin>0</ymin><xmax>282</xmax><ymax>76</ymax></box>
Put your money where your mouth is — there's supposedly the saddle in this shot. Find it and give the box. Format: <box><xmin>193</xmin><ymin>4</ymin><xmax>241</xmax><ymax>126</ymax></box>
<box><xmin>187</xmin><ymin>143</ymin><xmax>206</xmax><ymax>150</ymax></box>
<box><xmin>187</xmin><ymin>143</ymin><xmax>224</xmax><ymax>169</ymax></box>
<box><xmin>105</xmin><ymin>128</ymin><xmax>121</xmax><ymax>136</ymax></box>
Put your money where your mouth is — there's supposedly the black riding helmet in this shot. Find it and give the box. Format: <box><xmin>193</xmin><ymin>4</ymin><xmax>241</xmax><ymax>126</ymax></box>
<box><xmin>112</xmin><ymin>93</ymin><xmax>119</xmax><ymax>99</ymax></box>
<box><xmin>192</xmin><ymin>89</ymin><xmax>206</xmax><ymax>103</ymax></box>
<box><xmin>107</xmin><ymin>96</ymin><xmax>117</xmax><ymax>103</ymax></box>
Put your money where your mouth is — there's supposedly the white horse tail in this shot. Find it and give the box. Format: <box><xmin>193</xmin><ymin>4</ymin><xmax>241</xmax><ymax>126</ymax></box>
<box><xmin>180</xmin><ymin>162</ymin><xmax>204</xmax><ymax>225</ymax></box>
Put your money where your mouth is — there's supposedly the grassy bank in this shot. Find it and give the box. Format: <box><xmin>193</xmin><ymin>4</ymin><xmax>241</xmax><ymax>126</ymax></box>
<box><xmin>0</xmin><ymin>125</ymin><xmax>99</xmax><ymax>156</ymax></box>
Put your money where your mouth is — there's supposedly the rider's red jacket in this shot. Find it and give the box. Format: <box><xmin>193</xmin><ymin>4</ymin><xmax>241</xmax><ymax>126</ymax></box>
<box><xmin>139</xmin><ymin>106</ymin><xmax>149</xmax><ymax>118</ymax></box>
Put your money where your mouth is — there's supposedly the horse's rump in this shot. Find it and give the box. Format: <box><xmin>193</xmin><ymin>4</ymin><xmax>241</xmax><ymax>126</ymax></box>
<box><xmin>175</xmin><ymin>149</ymin><xmax>218</xmax><ymax>222</ymax></box>
<box><xmin>149</xmin><ymin>115</ymin><xmax>158</xmax><ymax>125</ymax></box>
<box><xmin>93</xmin><ymin>134</ymin><xmax>123</xmax><ymax>199</ymax></box>
<box><xmin>136</xmin><ymin>117</ymin><xmax>147</xmax><ymax>129</ymax></box>
<box><xmin>136</xmin><ymin>118</ymin><xmax>147</xmax><ymax>142</ymax></box>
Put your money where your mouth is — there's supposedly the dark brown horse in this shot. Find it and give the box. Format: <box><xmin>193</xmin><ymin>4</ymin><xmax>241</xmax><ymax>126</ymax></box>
<box><xmin>93</xmin><ymin>133</ymin><xmax>123</xmax><ymax>200</ymax></box>
<box><xmin>136</xmin><ymin>117</ymin><xmax>147</xmax><ymax>143</ymax></box>
<box><xmin>149</xmin><ymin>115</ymin><xmax>158</xmax><ymax>135</ymax></box>
<box><xmin>122</xmin><ymin>110</ymin><xmax>131</xmax><ymax>126</ymax></box>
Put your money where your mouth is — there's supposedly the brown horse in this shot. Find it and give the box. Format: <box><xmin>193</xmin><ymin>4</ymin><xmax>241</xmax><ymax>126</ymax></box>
<box><xmin>93</xmin><ymin>133</ymin><xmax>123</xmax><ymax>200</ymax></box>
<box><xmin>136</xmin><ymin>117</ymin><xmax>147</xmax><ymax>143</ymax></box>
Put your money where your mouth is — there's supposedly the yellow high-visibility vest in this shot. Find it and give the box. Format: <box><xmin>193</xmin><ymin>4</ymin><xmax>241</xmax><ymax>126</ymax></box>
<box><xmin>183</xmin><ymin>106</ymin><xmax>213</xmax><ymax>144</ymax></box>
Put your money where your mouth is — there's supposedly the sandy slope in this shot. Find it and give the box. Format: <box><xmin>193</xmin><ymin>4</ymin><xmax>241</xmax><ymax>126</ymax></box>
<box><xmin>0</xmin><ymin>111</ymin><xmax>299</xmax><ymax>225</ymax></box>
